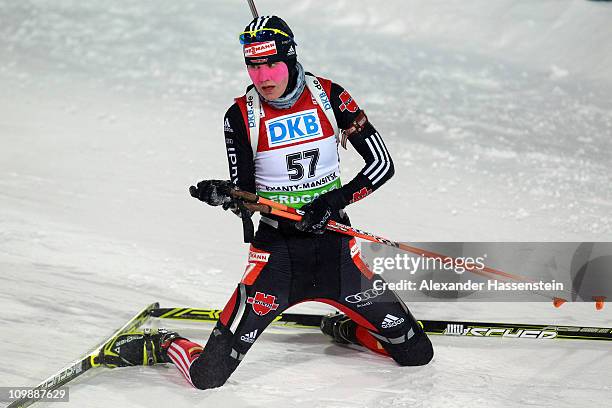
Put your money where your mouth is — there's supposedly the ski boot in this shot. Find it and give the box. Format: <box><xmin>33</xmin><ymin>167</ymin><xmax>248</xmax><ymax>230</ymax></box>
<box><xmin>98</xmin><ymin>328</ymin><xmax>183</xmax><ymax>367</ymax></box>
<box><xmin>320</xmin><ymin>313</ymin><xmax>359</xmax><ymax>345</ymax></box>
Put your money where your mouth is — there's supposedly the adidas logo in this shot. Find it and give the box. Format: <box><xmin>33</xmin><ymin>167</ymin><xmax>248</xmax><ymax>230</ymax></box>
<box><xmin>287</xmin><ymin>45</ymin><xmax>295</xmax><ymax>56</ymax></box>
<box><xmin>224</xmin><ymin>118</ymin><xmax>233</xmax><ymax>133</ymax></box>
<box><xmin>240</xmin><ymin>329</ymin><xmax>258</xmax><ymax>344</ymax></box>
<box><xmin>381</xmin><ymin>314</ymin><xmax>405</xmax><ymax>329</ymax></box>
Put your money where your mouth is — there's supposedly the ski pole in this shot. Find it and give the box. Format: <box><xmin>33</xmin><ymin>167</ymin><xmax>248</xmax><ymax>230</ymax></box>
<box><xmin>230</xmin><ymin>189</ymin><xmax>572</xmax><ymax>305</ymax></box>
<box><xmin>246</xmin><ymin>0</ymin><xmax>259</xmax><ymax>19</ymax></box>
<box><xmin>232</xmin><ymin>189</ymin><xmax>540</xmax><ymax>282</ymax></box>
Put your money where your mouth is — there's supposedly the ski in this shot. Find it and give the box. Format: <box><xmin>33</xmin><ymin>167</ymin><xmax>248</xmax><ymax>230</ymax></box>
<box><xmin>7</xmin><ymin>302</ymin><xmax>159</xmax><ymax>408</ymax></box>
<box><xmin>151</xmin><ymin>307</ymin><xmax>322</xmax><ymax>329</ymax></box>
<box><xmin>150</xmin><ymin>307</ymin><xmax>612</xmax><ymax>341</ymax></box>
<box><xmin>11</xmin><ymin>303</ymin><xmax>606</xmax><ymax>407</ymax></box>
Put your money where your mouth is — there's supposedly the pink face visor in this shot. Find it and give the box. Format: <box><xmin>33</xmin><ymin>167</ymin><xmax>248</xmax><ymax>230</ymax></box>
<box><xmin>247</xmin><ymin>62</ymin><xmax>289</xmax><ymax>86</ymax></box>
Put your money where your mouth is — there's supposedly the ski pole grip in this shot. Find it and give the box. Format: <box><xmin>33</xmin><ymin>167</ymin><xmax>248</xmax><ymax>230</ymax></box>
<box><xmin>230</xmin><ymin>189</ymin><xmax>259</xmax><ymax>203</ymax></box>
<box><xmin>242</xmin><ymin>202</ymin><xmax>272</xmax><ymax>213</ymax></box>
<box><xmin>241</xmin><ymin>202</ymin><xmax>303</xmax><ymax>222</ymax></box>
<box><xmin>228</xmin><ymin>187</ymin><xmax>302</xmax><ymax>221</ymax></box>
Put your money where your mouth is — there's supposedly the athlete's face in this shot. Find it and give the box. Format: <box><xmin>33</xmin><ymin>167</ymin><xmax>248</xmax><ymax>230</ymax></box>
<box><xmin>247</xmin><ymin>62</ymin><xmax>289</xmax><ymax>100</ymax></box>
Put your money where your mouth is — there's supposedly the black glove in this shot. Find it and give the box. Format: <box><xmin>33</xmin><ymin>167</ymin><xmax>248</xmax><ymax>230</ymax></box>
<box><xmin>189</xmin><ymin>179</ymin><xmax>253</xmax><ymax>219</ymax></box>
<box><xmin>222</xmin><ymin>198</ymin><xmax>253</xmax><ymax>219</ymax></box>
<box><xmin>296</xmin><ymin>189</ymin><xmax>346</xmax><ymax>234</ymax></box>
<box><xmin>189</xmin><ymin>179</ymin><xmax>234</xmax><ymax>206</ymax></box>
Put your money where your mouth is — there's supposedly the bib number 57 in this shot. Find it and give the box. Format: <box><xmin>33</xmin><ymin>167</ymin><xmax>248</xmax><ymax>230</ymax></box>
<box><xmin>286</xmin><ymin>148</ymin><xmax>320</xmax><ymax>181</ymax></box>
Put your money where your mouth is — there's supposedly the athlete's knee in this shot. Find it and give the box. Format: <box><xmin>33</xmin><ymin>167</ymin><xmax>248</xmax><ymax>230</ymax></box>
<box><xmin>375</xmin><ymin>324</ymin><xmax>434</xmax><ymax>367</ymax></box>
<box><xmin>189</xmin><ymin>324</ymin><xmax>242</xmax><ymax>390</ymax></box>
<box><xmin>390</xmin><ymin>332</ymin><xmax>434</xmax><ymax>367</ymax></box>
<box><xmin>190</xmin><ymin>364</ymin><xmax>233</xmax><ymax>390</ymax></box>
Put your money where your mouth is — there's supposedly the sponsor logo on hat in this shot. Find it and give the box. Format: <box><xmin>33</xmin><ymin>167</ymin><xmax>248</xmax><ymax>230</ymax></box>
<box><xmin>244</xmin><ymin>41</ymin><xmax>278</xmax><ymax>58</ymax></box>
<box><xmin>287</xmin><ymin>45</ymin><xmax>296</xmax><ymax>56</ymax></box>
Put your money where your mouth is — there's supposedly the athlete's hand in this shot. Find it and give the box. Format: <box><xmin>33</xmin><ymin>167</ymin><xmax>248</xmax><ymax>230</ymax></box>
<box><xmin>296</xmin><ymin>190</ymin><xmax>346</xmax><ymax>234</ymax></box>
<box><xmin>189</xmin><ymin>179</ymin><xmax>234</xmax><ymax>206</ymax></box>
<box><xmin>189</xmin><ymin>179</ymin><xmax>253</xmax><ymax>219</ymax></box>
<box><xmin>222</xmin><ymin>199</ymin><xmax>254</xmax><ymax>219</ymax></box>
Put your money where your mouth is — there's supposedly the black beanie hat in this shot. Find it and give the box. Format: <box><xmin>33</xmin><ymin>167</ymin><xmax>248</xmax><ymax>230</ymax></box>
<box><xmin>242</xmin><ymin>16</ymin><xmax>297</xmax><ymax>66</ymax></box>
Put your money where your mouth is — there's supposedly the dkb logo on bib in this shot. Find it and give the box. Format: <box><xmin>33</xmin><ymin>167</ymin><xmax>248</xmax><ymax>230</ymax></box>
<box><xmin>265</xmin><ymin>109</ymin><xmax>323</xmax><ymax>147</ymax></box>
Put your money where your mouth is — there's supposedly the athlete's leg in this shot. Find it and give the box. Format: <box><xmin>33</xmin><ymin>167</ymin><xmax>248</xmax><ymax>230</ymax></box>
<box><xmin>321</xmin><ymin>237</ymin><xmax>434</xmax><ymax>366</ymax></box>
<box><xmin>166</xmin><ymin>224</ymin><xmax>293</xmax><ymax>389</ymax></box>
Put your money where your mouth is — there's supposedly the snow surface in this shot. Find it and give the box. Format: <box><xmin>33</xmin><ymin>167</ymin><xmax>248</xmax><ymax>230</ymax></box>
<box><xmin>1</xmin><ymin>0</ymin><xmax>611</xmax><ymax>407</ymax></box>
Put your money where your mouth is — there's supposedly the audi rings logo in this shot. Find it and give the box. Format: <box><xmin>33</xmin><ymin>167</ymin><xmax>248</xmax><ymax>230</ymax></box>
<box><xmin>345</xmin><ymin>288</ymin><xmax>385</xmax><ymax>304</ymax></box>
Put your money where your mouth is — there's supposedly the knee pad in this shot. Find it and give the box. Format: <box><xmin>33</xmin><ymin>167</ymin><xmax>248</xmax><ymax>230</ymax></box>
<box><xmin>189</xmin><ymin>324</ymin><xmax>242</xmax><ymax>390</ymax></box>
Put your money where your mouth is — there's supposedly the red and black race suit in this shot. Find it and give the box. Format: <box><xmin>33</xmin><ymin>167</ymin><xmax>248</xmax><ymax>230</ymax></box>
<box><xmin>185</xmin><ymin>75</ymin><xmax>432</xmax><ymax>390</ymax></box>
